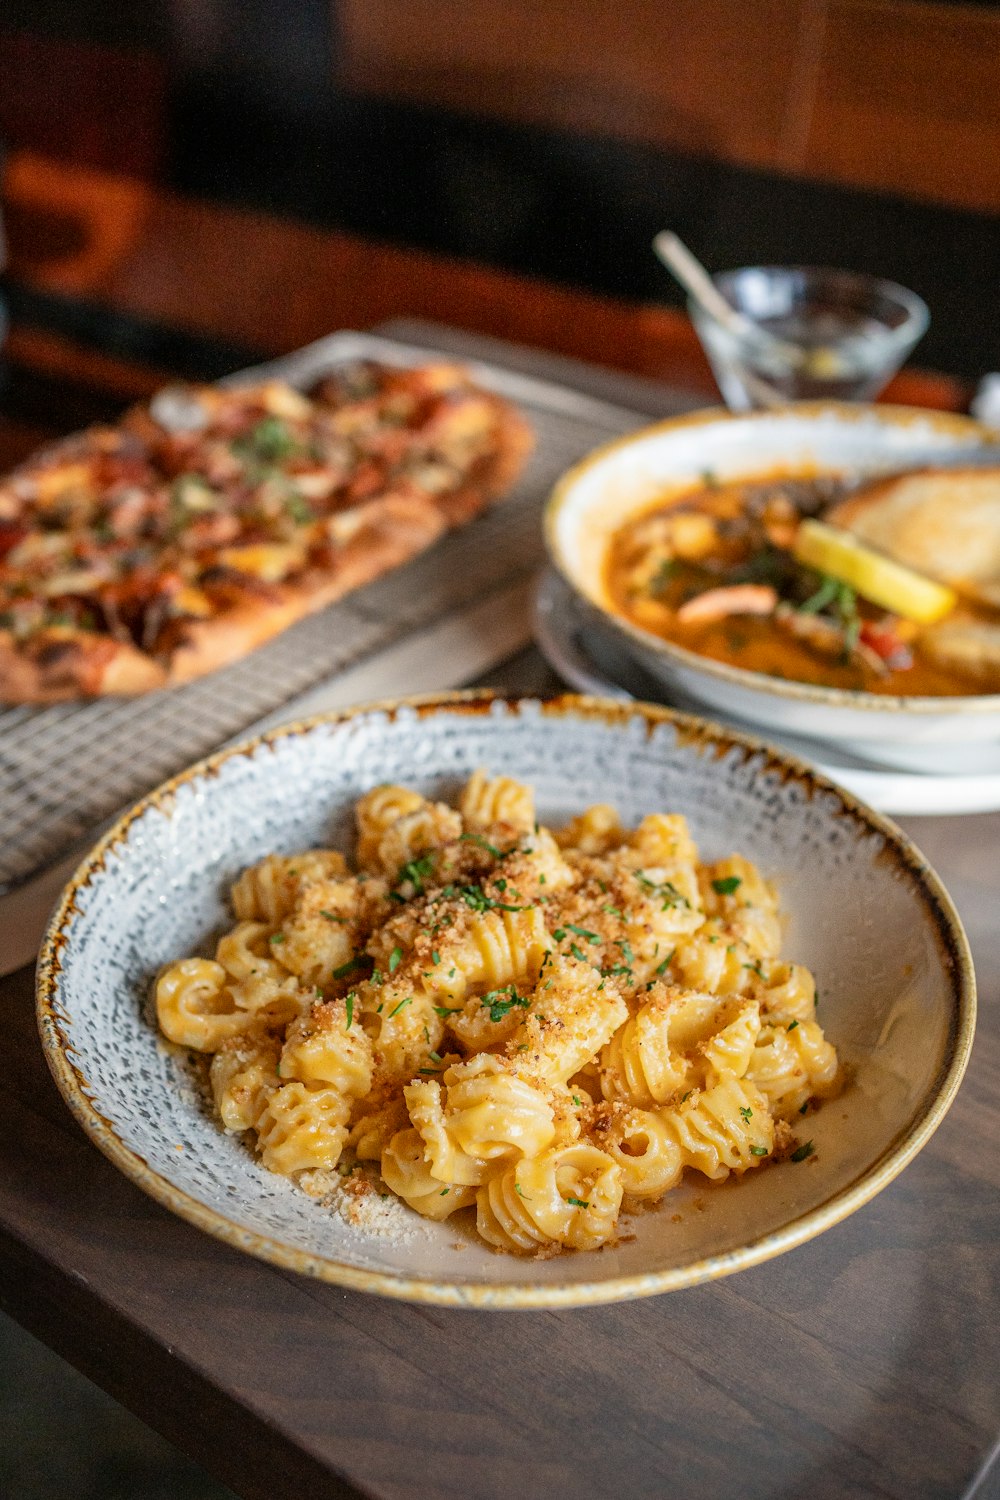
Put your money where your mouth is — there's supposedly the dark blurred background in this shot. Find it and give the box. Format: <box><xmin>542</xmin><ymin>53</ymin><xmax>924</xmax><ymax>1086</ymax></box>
<box><xmin>2</xmin><ymin>0</ymin><xmax>1000</xmax><ymax>382</ymax></box>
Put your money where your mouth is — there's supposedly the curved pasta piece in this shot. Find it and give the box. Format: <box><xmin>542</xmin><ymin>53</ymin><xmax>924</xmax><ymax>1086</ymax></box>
<box><xmin>618</xmin><ymin>814</ymin><xmax>703</xmax><ymax>915</ymax></box>
<box><xmin>554</xmin><ymin>803</ymin><xmax>623</xmax><ymax>855</ymax></box>
<box><xmin>426</xmin><ymin>905</ymin><xmax>550</xmax><ymax>1008</ymax></box>
<box><xmin>506</xmin><ymin>956</ymin><xmax>628</xmax><ymax>1087</ymax></box>
<box><xmin>230</xmin><ymin>850</ymin><xmax>348</xmax><ymax>924</ymax></box>
<box><xmin>355</xmin><ymin>785</ymin><xmax>426</xmax><ymax>868</ymax></box>
<box><xmin>755</xmin><ymin>962</ymin><xmax>818</xmax><ymax>1026</ymax></box>
<box><xmin>275</xmin><ymin>878</ymin><xmax>366</xmax><ymax>987</ymax></box>
<box><xmin>215</xmin><ymin>921</ymin><xmax>286</xmax><ymax>983</ymax></box>
<box><xmin>460</xmin><ymin>768</ymin><xmax>535</xmax><ymax>834</ymax></box>
<box><xmin>699</xmin><ymin>997</ymin><xmax>762</xmax><ymax>1084</ymax></box>
<box><xmin>280</xmin><ymin>998</ymin><xmax>373</xmax><ymax>1099</ymax></box>
<box><xmin>360</xmin><ymin>982</ymin><xmax>446</xmax><ymax>1089</ymax></box>
<box><xmin>659</xmin><ymin>1076</ymin><xmax>774</xmax><ymax>1182</ymax></box>
<box><xmin>672</xmin><ymin>920</ymin><xmax>757</xmax><ymax>997</ymax></box>
<box><xmin>256</xmin><ymin>1080</ymin><xmax>352</xmax><ymax>1174</ymax></box>
<box><xmin>155</xmin><ymin>958</ymin><xmax>249</xmax><ymax>1052</ymax></box>
<box><xmin>747</xmin><ymin>1019</ymin><xmax>839</xmax><ymax>1119</ymax></box>
<box><xmin>601</xmin><ymin>1002</ymin><xmax>682</xmax><ymax>1109</ymax></box>
<box><xmin>223</xmin><ymin>972</ymin><xmax>307</xmax><ymax>1032</ymax></box>
<box><xmin>210</xmin><ymin>1028</ymin><xmax>281</xmax><ymax>1131</ymax></box>
<box><xmin>408</xmin><ymin>1055</ymin><xmax>556</xmax><ymax>1184</ymax></box>
<box><xmin>476</xmin><ymin>1143</ymin><xmax>622</xmax><ymax>1254</ymax></box>
<box><xmin>403</xmin><ymin>1078</ymin><xmax>488</xmax><ymax>1185</ymax></box>
<box><xmin>380</xmin><ymin>1127</ymin><xmax>477</xmax><ymax>1219</ymax></box>
<box><xmin>602</xmin><ymin>987</ymin><xmax>761</xmax><ymax>1107</ymax></box>
<box><xmin>598</xmin><ymin>1106</ymin><xmax>684</xmax><ymax>1200</ymax></box>
<box><xmin>700</xmin><ymin>855</ymin><xmax>782</xmax><ymax>959</ymax></box>
<box><xmin>355</xmin><ymin>784</ymin><xmax>461</xmax><ymax>876</ymax></box>
<box><xmin>346</xmin><ymin>1095</ymin><xmax>410</xmax><ymax>1161</ymax></box>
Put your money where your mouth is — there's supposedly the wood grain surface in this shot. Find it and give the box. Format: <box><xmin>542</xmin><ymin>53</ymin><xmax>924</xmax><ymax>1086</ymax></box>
<box><xmin>1</xmin><ymin>745</ymin><xmax>999</xmax><ymax>1500</ymax></box>
<box><xmin>0</xmin><ymin>303</ymin><xmax>996</xmax><ymax>1500</ymax></box>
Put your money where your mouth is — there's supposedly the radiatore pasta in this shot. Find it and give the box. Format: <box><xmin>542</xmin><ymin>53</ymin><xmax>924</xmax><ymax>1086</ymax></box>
<box><xmin>155</xmin><ymin>773</ymin><xmax>839</xmax><ymax>1256</ymax></box>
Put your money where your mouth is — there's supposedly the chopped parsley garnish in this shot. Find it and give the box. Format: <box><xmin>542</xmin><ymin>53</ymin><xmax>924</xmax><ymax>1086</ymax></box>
<box><xmin>616</xmin><ymin>938</ymin><xmax>634</xmax><ymax>964</ymax></box>
<box><xmin>654</xmin><ymin>949</ymin><xmax>675</xmax><ymax>976</ymax></box>
<box><xmin>387</xmin><ymin>997</ymin><xmax>412</xmax><ymax>1018</ymax></box>
<box><xmin>515</xmin><ymin>1183</ymin><xmax>531</xmax><ymax>1199</ymax></box>
<box><xmin>449</xmin><ymin>883</ymin><xmax>527</xmax><ymax>914</ymax></box>
<box><xmin>787</xmin><ymin>1019</ymin><xmax>800</xmax><ymax>1031</ymax></box>
<box><xmin>798</xmin><ymin>574</ymin><xmax>841</xmax><ymax>616</ymax></box>
<box><xmin>269</xmin><ymin>932</ymin><xmax>286</xmax><ymax>944</ymax></box>
<box><xmin>459</xmin><ymin>832</ymin><xmax>504</xmax><ymax>857</ymax></box>
<box><xmin>566</xmin><ymin>1196</ymin><xmax>590</xmax><ymax>1209</ymax></box>
<box><xmin>553</xmin><ymin>928</ymin><xmax>567</xmax><ymax>941</ymax></box>
<box><xmin>440</xmin><ymin>1188</ymin><xmax>450</xmax><ymax>1196</ymax></box>
<box><xmin>712</xmin><ymin>876</ymin><xmax>743</xmax><ymax>896</ymax></box>
<box><xmin>431</xmin><ymin>949</ymin><xmax>440</xmax><ymax>965</ymax></box>
<box><xmin>566</xmin><ymin>923</ymin><xmax>600</xmax><ymax>944</ymax></box>
<box><xmin>742</xmin><ymin>959</ymin><xmax>767</xmax><ymax>981</ymax></box>
<box><xmin>320</xmin><ymin>910</ymin><xmax>346</xmax><ymax>924</ymax></box>
<box><xmin>481</xmin><ymin>986</ymin><xmax>530</xmax><ymax>1023</ymax></box>
<box><xmin>790</xmin><ymin>1140</ymin><xmax>815</xmax><ymax>1163</ymax></box>
<box><xmin>388</xmin><ymin>946</ymin><xmax>403</xmax><ymax>973</ymax></box>
<box><xmin>394</xmin><ymin>854</ymin><xmax>435</xmax><ymax>896</ymax></box>
<box><xmin>739</xmin><ymin>1105</ymin><xmax>753</xmax><ymax>1122</ymax></box>
<box><xmin>799</xmin><ymin>1102</ymin><xmax>810</xmax><ymax>1115</ymax></box>
<box><xmin>569</xmin><ymin>942</ymin><xmax>588</xmax><ymax>963</ymax></box>
<box><xmin>749</xmin><ymin>1145</ymin><xmax>769</xmax><ymax>1157</ymax></box>
<box><xmin>602</xmin><ymin>904</ymin><xmax>622</xmax><ymax>918</ymax></box>
<box><xmin>332</xmin><ymin>955</ymin><xmax>367</xmax><ymax>980</ymax></box>
<box><xmin>433</xmin><ymin>1005</ymin><xmax>460</xmax><ymax>1018</ymax></box>
<box><xmin>345</xmin><ymin>993</ymin><xmax>354</xmax><ymax>1030</ymax></box>
<box><xmin>284</xmin><ymin>492</ymin><xmax>313</xmax><ymax>525</ymax></box>
<box><xmin>601</xmin><ymin>963</ymin><xmax>633</xmax><ymax>978</ymax></box>
<box><xmin>680</xmin><ymin>1090</ymin><xmax>692</xmax><ymax>1103</ymax></box>
<box><xmin>239</xmin><ymin>415</ymin><xmax>297</xmax><ymax>463</ymax></box>
<box><xmin>572</xmin><ymin>1095</ymin><xmax>583</xmax><ymax>1107</ymax></box>
<box><xmin>634</xmin><ymin>870</ymin><xmax>689</xmax><ymax>908</ymax></box>
<box><xmin>428</xmin><ymin>1051</ymin><xmax>443</xmax><ymax>1064</ymax></box>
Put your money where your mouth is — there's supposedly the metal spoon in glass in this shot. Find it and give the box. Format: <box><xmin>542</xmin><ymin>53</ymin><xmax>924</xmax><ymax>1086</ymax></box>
<box><xmin>653</xmin><ymin>232</ymin><xmax>865</xmax><ymax>405</ymax></box>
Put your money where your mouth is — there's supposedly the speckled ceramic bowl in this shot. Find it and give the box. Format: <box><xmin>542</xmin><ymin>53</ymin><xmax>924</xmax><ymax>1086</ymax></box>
<box><xmin>545</xmin><ymin>404</ymin><xmax>1000</xmax><ymax>768</ymax></box>
<box><xmin>37</xmin><ymin>693</ymin><xmax>974</xmax><ymax>1308</ymax></box>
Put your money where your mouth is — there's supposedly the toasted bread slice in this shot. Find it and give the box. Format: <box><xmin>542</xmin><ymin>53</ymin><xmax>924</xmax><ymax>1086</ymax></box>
<box><xmin>917</xmin><ymin>619</ymin><xmax>1000</xmax><ymax>684</ymax></box>
<box><xmin>827</xmin><ymin>468</ymin><xmax>1000</xmax><ymax>608</ymax></box>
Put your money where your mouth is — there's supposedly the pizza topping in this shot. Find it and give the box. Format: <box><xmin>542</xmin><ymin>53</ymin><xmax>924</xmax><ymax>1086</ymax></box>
<box><xmin>0</xmin><ymin>363</ymin><xmax>529</xmax><ymax>686</ymax></box>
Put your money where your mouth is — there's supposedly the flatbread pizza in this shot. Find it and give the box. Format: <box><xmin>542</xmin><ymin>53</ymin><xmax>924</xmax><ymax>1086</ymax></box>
<box><xmin>0</xmin><ymin>362</ymin><xmax>533</xmax><ymax>703</ymax></box>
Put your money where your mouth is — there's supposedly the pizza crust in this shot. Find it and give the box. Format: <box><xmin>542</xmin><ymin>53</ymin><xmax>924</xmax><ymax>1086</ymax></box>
<box><xmin>0</xmin><ymin>376</ymin><xmax>533</xmax><ymax>704</ymax></box>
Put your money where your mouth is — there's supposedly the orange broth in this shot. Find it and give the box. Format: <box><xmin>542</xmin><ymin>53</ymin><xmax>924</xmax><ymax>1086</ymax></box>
<box><xmin>605</xmin><ymin>478</ymin><xmax>1000</xmax><ymax>697</ymax></box>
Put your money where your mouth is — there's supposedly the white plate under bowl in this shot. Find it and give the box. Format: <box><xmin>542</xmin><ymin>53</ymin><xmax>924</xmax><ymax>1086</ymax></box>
<box><xmin>38</xmin><ymin>693</ymin><xmax>974</xmax><ymax>1307</ymax></box>
<box><xmin>534</xmin><ymin>568</ymin><xmax>1000</xmax><ymax>817</ymax></box>
<box><xmin>544</xmin><ymin>402</ymin><xmax>1000</xmax><ymax>761</ymax></box>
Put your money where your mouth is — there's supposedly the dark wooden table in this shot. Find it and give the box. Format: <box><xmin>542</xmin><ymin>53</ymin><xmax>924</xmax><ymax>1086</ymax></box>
<box><xmin>0</xmin><ymin>217</ymin><xmax>998</xmax><ymax>1499</ymax></box>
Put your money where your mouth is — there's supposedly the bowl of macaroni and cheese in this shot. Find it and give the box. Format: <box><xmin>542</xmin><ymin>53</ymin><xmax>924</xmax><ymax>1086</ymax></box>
<box><xmin>37</xmin><ymin>692</ymin><xmax>974</xmax><ymax>1306</ymax></box>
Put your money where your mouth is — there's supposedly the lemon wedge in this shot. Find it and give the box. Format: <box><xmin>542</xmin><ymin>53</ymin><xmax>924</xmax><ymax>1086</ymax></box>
<box><xmin>794</xmin><ymin>519</ymin><xmax>957</xmax><ymax>624</ymax></box>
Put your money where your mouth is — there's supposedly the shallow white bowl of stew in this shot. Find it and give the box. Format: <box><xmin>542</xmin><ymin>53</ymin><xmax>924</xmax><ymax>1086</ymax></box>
<box><xmin>545</xmin><ymin>404</ymin><xmax>1000</xmax><ymax>768</ymax></box>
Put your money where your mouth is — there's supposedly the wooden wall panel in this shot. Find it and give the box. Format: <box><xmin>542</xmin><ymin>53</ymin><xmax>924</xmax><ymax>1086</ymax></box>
<box><xmin>338</xmin><ymin>0</ymin><xmax>1000</xmax><ymax>214</ymax></box>
<box><xmin>802</xmin><ymin>2</ymin><xmax>1000</xmax><ymax>213</ymax></box>
<box><xmin>338</xmin><ymin>0</ymin><xmax>809</xmax><ymax>165</ymax></box>
<box><xmin>3</xmin><ymin>151</ymin><xmax>966</xmax><ymax>411</ymax></box>
<box><xmin>0</xmin><ymin>33</ymin><xmax>166</xmax><ymax>178</ymax></box>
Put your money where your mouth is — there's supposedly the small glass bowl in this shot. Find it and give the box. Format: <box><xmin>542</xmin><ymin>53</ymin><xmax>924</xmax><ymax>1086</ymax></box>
<box><xmin>690</xmin><ymin>265</ymin><xmax>930</xmax><ymax>410</ymax></box>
